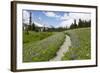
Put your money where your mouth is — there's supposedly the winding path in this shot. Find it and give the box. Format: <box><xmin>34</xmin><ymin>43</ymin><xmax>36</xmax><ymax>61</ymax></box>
<box><xmin>50</xmin><ymin>35</ymin><xmax>71</xmax><ymax>61</ymax></box>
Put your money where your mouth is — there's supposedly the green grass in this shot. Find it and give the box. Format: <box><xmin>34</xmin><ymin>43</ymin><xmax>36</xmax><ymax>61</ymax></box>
<box><xmin>23</xmin><ymin>31</ymin><xmax>53</xmax><ymax>44</ymax></box>
<box><xmin>23</xmin><ymin>32</ymin><xmax>65</xmax><ymax>62</ymax></box>
<box><xmin>62</xmin><ymin>28</ymin><xmax>91</xmax><ymax>60</ymax></box>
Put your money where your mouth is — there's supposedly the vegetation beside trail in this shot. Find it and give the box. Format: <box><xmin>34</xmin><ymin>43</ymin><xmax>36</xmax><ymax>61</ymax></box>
<box><xmin>23</xmin><ymin>32</ymin><xmax>65</xmax><ymax>62</ymax></box>
<box><xmin>23</xmin><ymin>31</ymin><xmax>53</xmax><ymax>44</ymax></box>
<box><xmin>62</xmin><ymin>28</ymin><xmax>91</xmax><ymax>60</ymax></box>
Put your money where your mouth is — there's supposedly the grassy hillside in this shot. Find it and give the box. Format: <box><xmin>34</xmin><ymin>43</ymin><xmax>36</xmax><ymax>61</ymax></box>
<box><xmin>23</xmin><ymin>32</ymin><xmax>65</xmax><ymax>62</ymax></box>
<box><xmin>62</xmin><ymin>28</ymin><xmax>91</xmax><ymax>60</ymax></box>
<box><xmin>23</xmin><ymin>31</ymin><xmax>53</xmax><ymax>44</ymax></box>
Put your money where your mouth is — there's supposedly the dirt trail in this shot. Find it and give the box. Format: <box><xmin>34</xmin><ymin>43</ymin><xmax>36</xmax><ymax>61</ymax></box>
<box><xmin>50</xmin><ymin>35</ymin><xmax>71</xmax><ymax>61</ymax></box>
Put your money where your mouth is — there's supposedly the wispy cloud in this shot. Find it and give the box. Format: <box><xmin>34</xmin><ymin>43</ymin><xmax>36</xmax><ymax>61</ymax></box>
<box><xmin>60</xmin><ymin>13</ymin><xmax>70</xmax><ymax>20</ymax></box>
<box><xmin>23</xmin><ymin>10</ymin><xmax>30</xmax><ymax>24</ymax></box>
<box><xmin>70</xmin><ymin>13</ymin><xmax>91</xmax><ymax>21</ymax></box>
<box><xmin>57</xmin><ymin>19</ymin><xmax>74</xmax><ymax>28</ymax></box>
<box><xmin>58</xmin><ymin>12</ymin><xmax>91</xmax><ymax>28</ymax></box>
<box><xmin>43</xmin><ymin>11</ymin><xmax>60</xmax><ymax>18</ymax></box>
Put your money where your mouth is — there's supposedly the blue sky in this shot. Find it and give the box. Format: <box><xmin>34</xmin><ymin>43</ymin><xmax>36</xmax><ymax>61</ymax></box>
<box><xmin>23</xmin><ymin>10</ymin><xmax>91</xmax><ymax>28</ymax></box>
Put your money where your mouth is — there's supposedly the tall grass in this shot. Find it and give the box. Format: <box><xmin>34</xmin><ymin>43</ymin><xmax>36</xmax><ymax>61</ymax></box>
<box><xmin>62</xmin><ymin>28</ymin><xmax>91</xmax><ymax>60</ymax></box>
<box><xmin>23</xmin><ymin>32</ymin><xmax>65</xmax><ymax>62</ymax></box>
<box><xmin>23</xmin><ymin>31</ymin><xmax>53</xmax><ymax>44</ymax></box>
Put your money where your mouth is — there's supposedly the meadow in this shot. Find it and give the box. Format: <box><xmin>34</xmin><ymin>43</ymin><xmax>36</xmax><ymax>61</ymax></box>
<box><xmin>23</xmin><ymin>27</ymin><xmax>91</xmax><ymax>62</ymax></box>
<box><xmin>23</xmin><ymin>31</ymin><xmax>65</xmax><ymax>62</ymax></box>
<box><xmin>23</xmin><ymin>31</ymin><xmax>53</xmax><ymax>44</ymax></box>
<box><xmin>62</xmin><ymin>28</ymin><xmax>91</xmax><ymax>60</ymax></box>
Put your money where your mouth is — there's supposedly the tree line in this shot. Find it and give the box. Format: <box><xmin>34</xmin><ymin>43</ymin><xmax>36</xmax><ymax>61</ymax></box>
<box><xmin>70</xmin><ymin>19</ymin><xmax>91</xmax><ymax>29</ymax></box>
<box><xmin>23</xmin><ymin>18</ymin><xmax>91</xmax><ymax>33</ymax></box>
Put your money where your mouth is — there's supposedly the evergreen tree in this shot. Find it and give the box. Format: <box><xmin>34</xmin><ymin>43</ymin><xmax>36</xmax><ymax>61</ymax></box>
<box><xmin>32</xmin><ymin>22</ymin><xmax>36</xmax><ymax>31</ymax></box>
<box><xmin>78</xmin><ymin>19</ymin><xmax>83</xmax><ymax>28</ymax></box>
<box><xmin>70</xmin><ymin>19</ymin><xmax>77</xmax><ymax>29</ymax></box>
<box><xmin>78</xmin><ymin>19</ymin><xmax>91</xmax><ymax>28</ymax></box>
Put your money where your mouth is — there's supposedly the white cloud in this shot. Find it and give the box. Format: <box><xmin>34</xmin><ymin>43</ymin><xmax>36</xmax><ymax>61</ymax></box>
<box><xmin>60</xmin><ymin>13</ymin><xmax>70</xmax><ymax>20</ymax></box>
<box><xmin>70</xmin><ymin>13</ymin><xmax>91</xmax><ymax>22</ymax></box>
<box><xmin>43</xmin><ymin>11</ymin><xmax>60</xmax><ymax>18</ymax></box>
<box><xmin>23</xmin><ymin>10</ymin><xmax>30</xmax><ymax>24</ymax></box>
<box><xmin>58</xmin><ymin>19</ymin><xmax>74</xmax><ymax>28</ymax></box>
<box><xmin>34</xmin><ymin>21</ymin><xmax>43</xmax><ymax>27</ymax></box>
<box><xmin>58</xmin><ymin>13</ymin><xmax>91</xmax><ymax>28</ymax></box>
